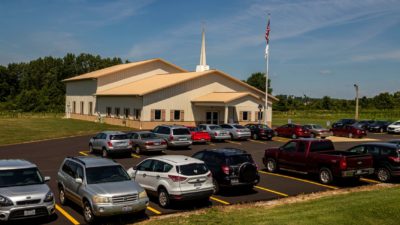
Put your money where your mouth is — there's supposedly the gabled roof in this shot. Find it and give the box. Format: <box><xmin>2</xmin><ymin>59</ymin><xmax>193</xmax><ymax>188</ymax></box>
<box><xmin>95</xmin><ymin>69</ymin><xmax>278</xmax><ymax>102</ymax></box>
<box><xmin>62</xmin><ymin>58</ymin><xmax>188</xmax><ymax>82</ymax></box>
<box><xmin>191</xmin><ymin>92</ymin><xmax>262</xmax><ymax>103</ymax></box>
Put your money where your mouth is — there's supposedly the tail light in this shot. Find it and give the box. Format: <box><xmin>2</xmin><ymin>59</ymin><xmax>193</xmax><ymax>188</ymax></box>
<box><xmin>168</xmin><ymin>175</ymin><xmax>187</xmax><ymax>182</ymax></box>
<box><xmin>214</xmin><ymin>132</ymin><xmax>218</xmax><ymax>136</ymax></box>
<box><xmin>161</xmin><ymin>140</ymin><xmax>167</xmax><ymax>145</ymax></box>
<box><xmin>145</xmin><ymin>141</ymin><xmax>154</xmax><ymax>146</ymax></box>
<box><xmin>388</xmin><ymin>156</ymin><xmax>400</xmax><ymax>163</ymax></box>
<box><xmin>169</xmin><ymin>134</ymin><xmax>174</xmax><ymax>141</ymax></box>
<box><xmin>107</xmin><ymin>141</ymin><xmax>113</xmax><ymax>147</ymax></box>
<box><xmin>339</xmin><ymin>158</ymin><xmax>347</xmax><ymax>170</ymax></box>
<box><xmin>221</xmin><ymin>165</ymin><xmax>230</xmax><ymax>175</ymax></box>
<box><xmin>207</xmin><ymin>172</ymin><xmax>212</xmax><ymax>178</ymax></box>
<box><xmin>298</xmin><ymin>128</ymin><xmax>303</xmax><ymax>132</ymax></box>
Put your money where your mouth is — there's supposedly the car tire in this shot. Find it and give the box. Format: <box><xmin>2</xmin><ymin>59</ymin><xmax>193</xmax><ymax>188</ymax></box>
<box><xmin>319</xmin><ymin>167</ymin><xmax>333</xmax><ymax>184</ymax></box>
<box><xmin>291</xmin><ymin>133</ymin><xmax>297</xmax><ymax>139</ymax></box>
<box><xmin>135</xmin><ymin>146</ymin><xmax>141</xmax><ymax>155</ymax></box>
<box><xmin>89</xmin><ymin>144</ymin><xmax>93</xmax><ymax>154</ymax></box>
<box><xmin>83</xmin><ymin>201</ymin><xmax>95</xmax><ymax>224</ymax></box>
<box><xmin>252</xmin><ymin>133</ymin><xmax>258</xmax><ymax>140</ymax></box>
<box><xmin>102</xmin><ymin>148</ymin><xmax>108</xmax><ymax>158</ymax></box>
<box><xmin>158</xmin><ymin>188</ymin><xmax>170</xmax><ymax>208</ymax></box>
<box><xmin>348</xmin><ymin>133</ymin><xmax>353</xmax><ymax>138</ymax></box>
<box><xmin>59</xmin><ymin>187</ymin><xmax>68</xmax><ymax>206</ymax></box>
<box><xmin>213</xmin><ymin>178</ymin><xmax>220</xmax><ymax>194</ymax></box>
<box><xmin>377</xmin><ymin>167</ymin><xmax>391</xmax><ymax>182</ymax></box>
<box><xmin>266</xmin><ymin>158</ymin><xmax>278</xmax><ymax>173</ymax></box>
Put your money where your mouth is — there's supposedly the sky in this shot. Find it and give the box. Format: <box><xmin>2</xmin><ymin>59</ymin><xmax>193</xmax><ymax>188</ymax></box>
<box><xmin>1</xmin><ymin>0</ymin><xmax>400</xmax><ymax>99</ymax></box>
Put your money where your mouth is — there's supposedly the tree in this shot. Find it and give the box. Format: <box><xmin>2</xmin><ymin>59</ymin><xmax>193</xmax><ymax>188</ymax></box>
<box><xmin>244</xmin><ymin>72</ymin><xmax>272</xmax><ymax>94</ymax></box>
<box><xmin>373</xmin><ymin>92</ymin><xmax>394</xmax><ymax>109</ymax></box>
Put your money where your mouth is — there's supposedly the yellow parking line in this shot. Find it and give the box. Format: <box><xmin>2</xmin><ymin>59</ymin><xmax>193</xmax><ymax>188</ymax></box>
<box><xmin>258</xmin><ymin>170</ymin><xmax>338</xmax><ymax>190</ymax></box>
<box><xmin>131</xmin><ymin>153</ymin><xmax>141</xmax><ymax>158</ymax></box>
<box><xmin>273</xmin><ymin>137</ymin><xmax>290</xmax><ymax>142</ymax></box>
<box><xmin>226</xmin><ymin>140</ymin><xmax>242</xmax><ymax>145</ymax></box>
<box><xmin>209</xmin><ymin>143</ymin><xmax>216</xmax><ymax>146</ymax></box>
<box><xmin>255</xmin><ymin>185</ymin><xmax>288</xmax><ymax>197</ymax></box>
<box><xmin>210</xmin><ymin>196</ymin><xmax>230</xmax><ymax>205</ymax></box>
<box><xmin>55</xmin><ymin>204</ymin><xmax>80</xmax><ymax>225</ymax></box>
<box><xmin>249</xmin><ymin>139</ymin><xmax>266</xmax><ymax>144</ymax></box>
<box><xmin>79</xmin><ymin>151</ymin><xmax>88</xmax><ymax>156</ymax></box>
<box><xmin>147</xmin><ymin>206</ymin><xmax>162</xmax><ymax>215</ymax></box>
<box><xmin>360</xmin><ymin>178</ymin><xmax>381</xmax><ymax>184</ymax></box>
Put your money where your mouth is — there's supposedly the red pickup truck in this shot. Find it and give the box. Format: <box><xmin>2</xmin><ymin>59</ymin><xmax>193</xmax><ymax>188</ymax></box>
<box><xmin>262</xmin><ymin>139</ymin><xmax>374</xmax><ymax>184</ymax></box>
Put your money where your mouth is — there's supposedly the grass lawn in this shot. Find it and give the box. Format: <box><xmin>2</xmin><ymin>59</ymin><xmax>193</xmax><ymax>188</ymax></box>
<box><xmin>0</xmin><ymin>117</ymin><xmax>128</xmax><ymax>146</ymax></box>
<box><xmin>139</xmin><ymin>185</ymin><xmax>400</xmax><ymax>225</ymax></box>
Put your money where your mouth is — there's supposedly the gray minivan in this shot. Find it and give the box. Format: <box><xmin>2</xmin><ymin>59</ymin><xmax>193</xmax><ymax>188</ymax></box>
<box><xmin>89</xmin><ymin>131</ymin><xmax>132</xmax><ymax>157</ymax></box>
<box><xmin>152</xmin><ymin>125</ymin><xmax>192</xmax><ymax>148</ymax></box>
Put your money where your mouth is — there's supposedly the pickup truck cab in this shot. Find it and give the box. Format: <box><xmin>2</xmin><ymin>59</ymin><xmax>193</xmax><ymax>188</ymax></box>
<box><xmin>262</xmin><ymin>139</ymin><xmax>374</xmax><ymax>184</ymax></box>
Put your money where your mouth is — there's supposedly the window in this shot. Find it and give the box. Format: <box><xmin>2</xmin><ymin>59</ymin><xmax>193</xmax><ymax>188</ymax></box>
<box><xmin>134</xmin><ymin>109</ymin><xmax>141</xmax><ymax>120</ymax></box>
<box><xmin>80</xmin><ymin>101</ymin><xmax>84</xmax><ymax>115</ymax></box>
<box><xmin>106</xmin><ymin>107</ymin><xmax>112</xmax><ymax>117</ymax></box>
<box><xmin>153</xmin><ymin>160</ymin><xmax>173</xmax><ymax>173</ymax></box>
<box><xmin>171</xmin><ymin>110</ymin><xmax>182</xmax><ymax>121</ymax></box>
<box><xmin>88</xmin><ymin>102</ymin><xmax>93</xmax><ymax>115</ymax></box>
<box><xmin>257</xmin><ymin>111</ymin><xmax>263</xmax><ymax>121</ymax></box>
<box><xmin>137</xmin><ymin>160</ymin><xmax>154</xmax><ymax>171</ymax></box>
<box><xmin>178</xmin><ymin>163</ymin><xmax>208</xmax><ymax>175</ymax></box>
<box><xmin>282</xmin><ymin>142</ymin><xmax>297</xmax><ymax>152</ymax></box>
<box><xmin>114</xmin><ymin>107</ymin><xmax>120</xmax><ymax>117</ymax></box>
<box><xmin>154</xmin><ymin>109</ymin><xmax>162</xmax><ymax>121</ymax></box>
<box><xmin>72</xmin><ymin>101</ymin><xmax>76</xmax><ymax>113</ymax></box>
<box><xmin>172</xmin><ymin>128</ymin><xmax>190</xmax><ymax>135</ymax></box>
<box><xmin>123</xmin><ymin>108</ymin><xmax>130</xmax><ymax>118</ymax></box>
<box><xmin>241</xmin><ymin>111</ymin><xmax>250</xmax><ymax>121</ymax></box>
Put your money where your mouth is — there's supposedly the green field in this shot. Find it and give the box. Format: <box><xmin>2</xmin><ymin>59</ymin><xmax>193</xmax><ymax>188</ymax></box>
<box><xmin>0</xmin><ymin>115</ymin><xmax>128</xmax><ymax>146</ymax></box>
<box><xmin>139</xmin><ymin>186</ymin><xmax>400</xmax><ymax>225</ymax></box>
<box><xmin>273</xmin><ymin>110</ymin><xmax>400</xmax><ymax>127</ymax></box>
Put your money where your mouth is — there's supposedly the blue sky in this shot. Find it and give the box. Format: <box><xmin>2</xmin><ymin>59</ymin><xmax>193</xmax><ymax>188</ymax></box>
<box><xmin>1</xmin><ymin>0</ymin><xmax>400</xmax><ymax>99</ymax></box>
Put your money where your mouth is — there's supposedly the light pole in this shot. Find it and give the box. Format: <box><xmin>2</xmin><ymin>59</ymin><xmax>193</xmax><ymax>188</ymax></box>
<box><xmin>354</xmin><ymin>84</ymin><xmax>359</xmax><ymax>120</ymax></box>
<box><xmin>258</xmin><ymin>104</ymin><xmax>263</xmax><ymax>124</ymax></box>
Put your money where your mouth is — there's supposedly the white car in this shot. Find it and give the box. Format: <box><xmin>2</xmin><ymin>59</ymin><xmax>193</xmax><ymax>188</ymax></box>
<box><xmin>127</xmin><ymin>155</ymin><xmax>214</xmax><ymax>208</ymax></box>
<box><xmin>387</xmin><ymin>121</ymin><xmax>400</xmax><ymax>134</ymax></box>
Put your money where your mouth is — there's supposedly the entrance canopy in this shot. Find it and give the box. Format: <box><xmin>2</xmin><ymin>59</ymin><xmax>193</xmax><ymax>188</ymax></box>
<box><xmin>191</xmin><ymin>92</ymin><xmax>263</xmax><ymax>106</ymax></box>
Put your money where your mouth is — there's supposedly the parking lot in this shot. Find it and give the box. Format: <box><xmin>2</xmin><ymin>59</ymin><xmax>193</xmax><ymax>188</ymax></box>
<box><xmin>1</xmin><ymin>132</ymin><xmax>399</xmax><ymax>225</ymax></box>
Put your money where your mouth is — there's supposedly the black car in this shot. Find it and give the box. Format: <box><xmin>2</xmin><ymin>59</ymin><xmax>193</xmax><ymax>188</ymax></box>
<box><xmin>388</xmin><ymin>139</ymin><xmax>400</xmax><ymax>145</ymax></box>
<box><xmin>332</xmin><ymin>118</ymin><xmax>356</xmax><ymax>128</ymax></box>
<box><xmin>244</xmin><ymin>123</ymin><xmax>275</xmax><ymax>140</ymax></box>
<box><xmin>353</xmin><ymin>120</ymin><xmax>375</xmax><ymax>130</ymax></box>
<box><xmin>347</xmin><ymin>143</ymin><xmax>400</xmax><ymax>182</ymax></box>
<box><xmin>192</xmin><ymin>148</ymin><xmax>260</xmax><ymax>193</ymax></box>
<box><xmin>368</xmin><ymin>121</ymin><xmax>391</xmax><ymax>133</ymax></box>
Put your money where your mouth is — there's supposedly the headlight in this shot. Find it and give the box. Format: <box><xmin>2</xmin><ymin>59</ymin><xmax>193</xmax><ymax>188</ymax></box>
<box><xmin>139</xmin><ymin>190</ymin><xmax>147</xmax><ymax>199</ymax></box>
<box><xmin>0</xmin><ymin>195</ymin><xmax>13</xmax><ymax>207</ymax></box>
<box><xmin>93</xmin><ymin>196</ymin><xmax>111</xmax><ymax>204</ymax></box>
<box><xmin>44</xmin><ymin>191</ymin><xmax>54</xmax><ymax>202</ymax></box>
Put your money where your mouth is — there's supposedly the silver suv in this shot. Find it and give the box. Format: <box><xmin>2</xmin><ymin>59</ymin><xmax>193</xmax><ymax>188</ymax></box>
<box><xmin>89</xmin><ymin>131</ymin><xmax>133</xmax><ymax>157</ymax></box>
<box><xmin>152</xmin><ymin>125</ymin><xmax>192</xmax><ymax>148</ymax></box>
<box><xmin>0</xmin><ymin>159</ymin><xmax>55</xmax><ymax>222</ymax></box>
<box><xmin>127</xmin><ymin>155</ymin><xmax>214</xmax><ymax>208</ymax></box>
<box><xmin>57</xmin><ymin>156</ymin><xmax>149</xmax><ymax>224</ymax></box>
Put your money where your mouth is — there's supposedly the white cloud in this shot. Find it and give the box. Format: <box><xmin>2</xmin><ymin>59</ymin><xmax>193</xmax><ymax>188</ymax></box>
<box><xmin>352</xmin><ymin>50</ymin><xmax>400</xmax><ymax>62</ymax></box>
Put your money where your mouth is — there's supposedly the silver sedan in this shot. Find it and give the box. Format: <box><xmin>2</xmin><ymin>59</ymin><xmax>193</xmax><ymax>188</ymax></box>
<box><xmin>126</xmin><ymin>131</ymin><xmax>167</xmax><ymax>154</ymax></box>
<box><xmin>220</xmin><ymin>123</ymin><xmax>251</xmax><ymax>140</ymax></box>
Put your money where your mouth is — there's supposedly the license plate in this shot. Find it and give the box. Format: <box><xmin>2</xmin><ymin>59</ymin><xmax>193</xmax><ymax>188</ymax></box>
<box><xmin>179</xmin><ymin>138</ymin><xmax>187</xmax><ymax>141</ymax></box>
<box><xmin>24</xmin><ymin>209</ymin><xmax>35</xmax><ymax>216</ymax></box>
<box><xmin>231</xmin><ymin>178</ymin><xmax>239</xmax><ymax>184</ymax></box>
<box><xmin>154</xmin><ymin>142</ymin><xmax>160</xmax><ymax>146</ymax></box>
<box><xmin>194</xmin><ymin>183</ymin><xmax>202</xmax><ymax>187</ymax></box>
<box><xmin>122</xmin><ymin>206</ymin><xmax>133</xmax><ymax>212</ymax></box>
<box><xmin>356</xmin><ymin>170</ymin><xmax>366</xmax><ymax>175</ymax></box>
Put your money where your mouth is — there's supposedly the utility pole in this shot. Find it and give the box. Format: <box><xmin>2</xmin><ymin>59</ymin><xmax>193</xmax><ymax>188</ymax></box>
<box><xmin>354</xmin><ymin>84</ymin><xmax>359</xmax><ymax>120</ymax></box>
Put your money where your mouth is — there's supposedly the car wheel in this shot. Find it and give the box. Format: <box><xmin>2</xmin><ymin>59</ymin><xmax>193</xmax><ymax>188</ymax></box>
<box><xmin>310</xmin><ymin>133</ymin><xmax>315</xmax><ymax>138</ymax></box>
<box><xmin>348</xmin><ymin>133</ymin><xmax>353</xmax><ymax>138</ymax></box>
<box><xmin>158</xmin><ymin>188</ymin><xmax>170</xmax><ymax>208</ymax></box>
<box><xmin>377</xmin><ymin>167</ymin><xmax>391</xmax><ymax>182</ymax></box>
<box><xmin>212</xmin><ymin>178</ymin><xmax>220</xmax><ymax>194</ymax></box>
<box><xmin>83</xmin><ymin>201</ymin><xmax>95</xmax><ymax>224</ymax></box>
<box><xmin>59</xmin><ymin>187</ymin><xmax>67</xmax><ymax>205</ymax></box>
<box><xmin>89</xmin><ymin>144</ymin><xmax>93</xmax><ymax>154</ymax></box>
<box><xmin>102</xmin><ymin>148</ymin><xmax>108</xmax><ymax>158</ymax></box>
<box><xmin>252</xmin><ymin>133</ymin><xmax>258</xmax><ymax>140</ymax></box>
<box><xmin>319</xmin><ymin>167</ymin><xmax>333</xmax><ymax>184</ymax></box>
<box><xmin>291</xmin><ymin>133</ymin><xmax>297</xmax><ymax>139</ymax></box>
<box><xmin>135</xmin><ymin>146</ymin><xmax>141</xmax><ymax>155</ymax></box>
<box><xmin>266</xmin><ymin>158</ymin><xmax>278</xmax><ymax>173</ymax></box>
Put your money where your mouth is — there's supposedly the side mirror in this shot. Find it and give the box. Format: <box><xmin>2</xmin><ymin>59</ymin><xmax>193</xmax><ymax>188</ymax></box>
<box><xmin>75</xmin><ymin>178</ymin><xmax>83</xmax><ymax>184</ymax></box>
<box><xmin>44</xmin><ymin>176</ymin><xmax>51</xmax><ymax>182</ymax></box>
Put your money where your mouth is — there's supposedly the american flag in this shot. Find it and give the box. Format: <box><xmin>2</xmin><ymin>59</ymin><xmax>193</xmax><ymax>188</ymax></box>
<box><xmin>264</xmin><ymin>17</ymin><xmax>270</xmax><ymax>59</ymax></box>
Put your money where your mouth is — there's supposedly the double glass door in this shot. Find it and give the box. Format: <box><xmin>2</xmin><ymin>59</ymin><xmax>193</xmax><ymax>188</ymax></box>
<box><xmin>206</xmin><ymin>112</ymin><xmax>219</xmax><ymax>124</ymax></box>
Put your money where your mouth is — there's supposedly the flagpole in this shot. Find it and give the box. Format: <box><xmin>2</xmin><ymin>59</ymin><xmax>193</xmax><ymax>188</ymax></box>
<box><xmin>264</xmin><ymin>14</ymin><xmax>270</xmax><ymax>126</ymax></box>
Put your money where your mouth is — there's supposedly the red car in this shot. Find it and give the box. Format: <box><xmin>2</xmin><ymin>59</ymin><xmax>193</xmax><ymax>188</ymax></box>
<box><xmin>275</xmin><ymin>124</ymin><xmax>311</xmax><ymax>139</ymax></box>
<box><xmin>186</xmin><ymin>126</ymin><xmax>211</xmax><ymax>144</ymax></box>
<box><xmin>331</xmin><ymin>124</ymin><xmax>366</xmax><ymax>138</ymax></box>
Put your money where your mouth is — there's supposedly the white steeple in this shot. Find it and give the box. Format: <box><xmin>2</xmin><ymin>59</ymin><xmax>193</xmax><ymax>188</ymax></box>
<box><xmin>196</xmin><ymin>27</ymin><xmax>210</xmax><ymax>72</ymax></box>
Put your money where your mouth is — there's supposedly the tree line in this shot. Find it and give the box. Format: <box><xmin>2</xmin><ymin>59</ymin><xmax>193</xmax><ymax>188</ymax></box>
<box><xmin>0</xmin><ymin>53</ymin><xmax>123</xmax><ymax>112</ymax></box>
<box><xmin>244</xmin><ymin>72</ymin><xmax>400</xmax><ymax>111</ymax></box>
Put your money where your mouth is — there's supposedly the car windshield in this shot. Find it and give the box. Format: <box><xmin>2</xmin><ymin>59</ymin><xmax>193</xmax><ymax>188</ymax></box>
<box><xmin>110</xmin><ymin>134</ymin><xmax>128</xmax><ymax>140</ymax></box>
<box><xmin>233</xmin><ymin>125</ymin><xmax>245</xmax><ymax>129</ymax></box>
<box><xmin>0</xmin><ymin>168</ymin><xmax>44</xmax><ymax>187</ymax></box>
<box><xmin>140</xmin><ymin>133</ymin><xmax>157</xmax><ymax>139</ymax></box>
<box><xmin>209</xmin><ymin>125</ymin><xmax>221</xmax><ymax>130</ymax></box>
<box><xmin>258</xmin><ymin>124</ymin><xmax>271</xmax><ymax>129</ymax></box>
<box><xmin>227</xmin><ymin>154</ymin><xmax>254</xmax><ymax>165</ymax></box>
<box><xmin>172</xmin><ymin>128</ymin><xmax>190</xmax><ymax>135</ymax></box>
<box><xmin>86</xmin><ymin>165</ymin><xmax>130</xmax><ymax>184</ymax></box>
<box><xmin>312</xmin><ymin>125</ymin><xmax>323</xmax><ymax>129</ymax></box>
<box><xmin>178</xmin><ymin>163</ymin><xmax>209</xmax><ymax>176</ymax></box>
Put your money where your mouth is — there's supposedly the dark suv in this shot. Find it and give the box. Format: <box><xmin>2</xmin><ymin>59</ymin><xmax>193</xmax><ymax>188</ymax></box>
<box><xmin>192</xmin><ymin>148</ymin><xmax>260</xmax><ymax>193</ymax></box>
<box><xmin>332</xmin><ymin>119</ymin><xmax>356</xmax><ymax>128</ymax></box>
<box><xmin>245</xmin><ymin>123</ymin><xmax>275</xmax><ymax>140</ymax></box>
<box><xmin>347</xmin><ymin>143</ymin><xmax>400</xmax><ymax>182</ymax></box>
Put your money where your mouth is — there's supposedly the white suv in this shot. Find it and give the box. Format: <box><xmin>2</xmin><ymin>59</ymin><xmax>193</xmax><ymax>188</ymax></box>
<box><xmin>387</xmin><ymin>120</ymin><xmax>400</xmax><ymax>134</ymax></box>
<box><xmin>127</xmin><ymin>155</ymin><xmax>214</xmax><ymax>208</ymax></box>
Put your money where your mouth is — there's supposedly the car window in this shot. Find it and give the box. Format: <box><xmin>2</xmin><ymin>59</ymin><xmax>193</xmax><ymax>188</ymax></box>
<box><xmin>101</xmin><ymin>133</ymin><xmax>107</xmax><ymax>139</ymax></box>
<box><xmin>137</xmin><ymin>160</ymin><xmax>153</xmax><ymax>171</ymax></box>
<box><xmin>110</xmin><ymin>134</ymin><xmax>128</xmax><ymax>140</ymax></box>
<box><xmin>348</xmin><ymin>146</ymin><xmax>366</xmax><ymax>154</ymax></box>
<box><xmin>140</xmin><ymin>132</ymin><xmax>156</xmax><ymax>139</ymax></box>
<box><xmin>281</xmin><ymin>142</ymin><xmax>297</xmax><ymax>152</ymax></box>
<box><xmin>95</xmin><ymin>133</ymin><xmax>103</xmax><ymax>139</ymax></box>
<box><xmin>76</xmin><ymin>165</ymin><xmax>84</xmax><ymax>179</ymax></box>
<box><xmin>220</xmin><ymin>125</ymin><xmax>231</xmax><ymax>129</ymax></box>
<box><xmin>178</xmin><ymin>163</ymin><xmax>209</xmax><ymax>175</ymax></box>
<box><xmin>153</xmin><ymin>126</ymin><xmax>160</xmax><ymax>133</ymax></box>
<box><xmin>62</xmin><ymin>160</ymin><xmax>74</xmax><ymax>177</ymax></box>
<box><xmin>152</xmin><ymin>160</ymin><xmax>172</xmax><ymax>173</ymax></box>
<box><xmin>160</xmin><ymin>127</ymin><xmax>170</xmax><ymax>134</ymax></box>
<box><xmin>203</xmin><ymin>152</ymin><xmax>223</xmax><ymax>165</ymax></box>
<box><xmin>381</xmin><ymin>147</ymin><xmax>395</xmax><ymax>156</ymax></box>
<box><xmin>132</xmin><ymin>133</ymin><xmax>140</xmax><ymax>139</ymax></box>
<box><xmin>233</xmin><ymin>125</ymin><xmax>245</xmax><ymax>129</ymax></box>
<box><xmin>298</xmin><ymin>142</ymin><xmax>306</xmax><ymax>153</ymax></box>
<box><xmin>209</xmin><ymin>125</ymin><xmax>221</xmax><ymax>130</ymax></box>
<box><xmin>173</xmin><ymin>128</ymin><xmax>190</xmax><ymax>135</ymax></box>
<box><xmin>366</xmin><ymin>146</ymin><xmax>380</xmax><ymax>155</ymax></box>
<box><xmin>64</xmin><ymin>160</ymin><xmax>78</xmax><ymax>178</ymax></box>
<box><xmin>192</xmin><ymin>152</ymin><xmax>204</xmax><ymax>160</ymax></box>
<box><xmin>86</xmin><ymin>166</ymin><xmax>130</xmax><ymax>184</ymax></box>
<box><xmin>227</xmin><ymin>154</ymin><xmax>254</xmax><ymax>165</ymax></box>
<box><xmin>309</xmin><ymin>141</ymin><xmax>334</xmax><ymax>152</ymax></box>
